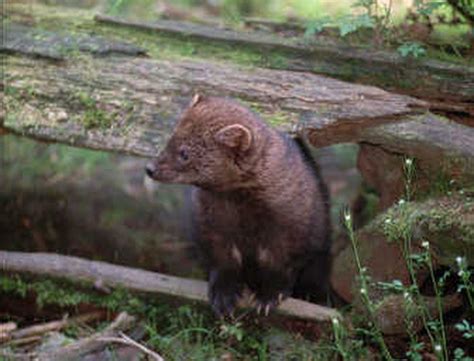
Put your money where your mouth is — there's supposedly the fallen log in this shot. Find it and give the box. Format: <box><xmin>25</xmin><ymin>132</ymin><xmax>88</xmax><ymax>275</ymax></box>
<box><xmin>3</xmin><ymin>51</ymin><xmax>424</xmax><ymax>157</ymax></box>
<box><xmin>94</xmin><ymin>14</ymin><xmax>474</xmax><ymax>107</ymax></box>
<box><xmin>0</xmin><ymin>251</ymin><xmax>342</xmax><ymax>322</ymax></box>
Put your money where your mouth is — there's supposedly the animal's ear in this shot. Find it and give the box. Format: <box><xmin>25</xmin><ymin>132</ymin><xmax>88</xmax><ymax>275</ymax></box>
<box><xmin>190</xmin><ymin>93</ymin><xmax>204</xmax><ymax>107</ymax></box>
<box><xmin>215</xmin><ymin>124</ymin><xmax>252</xmax><ymax>152</ymax></box>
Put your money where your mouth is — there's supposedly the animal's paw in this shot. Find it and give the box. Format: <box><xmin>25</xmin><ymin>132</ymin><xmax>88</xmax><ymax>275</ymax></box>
<box><xmin>255</xmin><ymin>289</ymin><xmax>291</xmax><ymax>316</ymax></box>
<box><xmin>208</xmin><ymin>269</ymin><xmax>243</xmax><ymax>317</ymax></box>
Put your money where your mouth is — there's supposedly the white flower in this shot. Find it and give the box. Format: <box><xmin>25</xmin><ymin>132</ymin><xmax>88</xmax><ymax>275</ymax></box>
<box><xmin>332</xmin><ymin>318</ymin><xmax>339</xmax><ymax>326</ymax></box>
<box><xmin>456</xmin><ymin>256</ymin><xmax>463</xmax><ymax>265</ymax></box>
<box><xmin>422</xmin><ymin>241</ymin><xmax>429</xmax><ymax>249</ymax></box>
<box><xmin>398</xmin><ymin>199</ymin><xmax>405</xmax><ymax>205</ymax></box>
<box><xmin>434</xmin><ymin>344</ymin><xmax>442</xmax><ymax>353</ymax></box>
<box><xmin>384</xmin><ymin>218</ymin><xmax>392</xmax><ymax>224</ymax></box>
<box><xmin>360</xmin><ymin>287</ymin><xmax>367</xmax><ymax>295</ymax></box>
<box><xmin>403</xmin><ymin>292</ymin><xmax>410</xmax><ymax>300</ymax></box>
<box><xmin>458</xmin><ymin>270</ymin><xmax>465</xmax><ymax>277</ymax></box>
<box><xmin>344</xmin><ymin>212</ymin><xmax>351</xmax><ymax>222</ymax></box>
<box><xmin>405</xmin><ymin>158</ymin><xmax>413</xmax><ymax>166</ymax></box>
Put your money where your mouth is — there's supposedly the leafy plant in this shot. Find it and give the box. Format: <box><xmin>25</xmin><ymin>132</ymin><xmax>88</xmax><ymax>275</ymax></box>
<box><xmin>398</xmin><ymin>41</ymin><xmax>427</xmax><ymax>58</ymax></box>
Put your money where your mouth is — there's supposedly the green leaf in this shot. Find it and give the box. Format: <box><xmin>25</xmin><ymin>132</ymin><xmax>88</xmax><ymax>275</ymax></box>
<box><xmin>338</xmin><ymin>14</ymin><xmax>375</xmax><ymax>37</ymax></box>
<box><xmin>397</xmin><ymin>42</ymin><xmax>426</xmax><ymax>58</ymax></box>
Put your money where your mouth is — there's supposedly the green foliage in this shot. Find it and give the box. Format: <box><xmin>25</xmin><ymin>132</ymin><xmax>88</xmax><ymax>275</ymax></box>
<box><xmin>455</xmin><ymin>319</ymin><xmax>474</xmax><ymax>339</ymax></box>
<box><xmin>454</xmin><ymin>347</ymin><xmax>474</xmax><ymax>361</ymax></box>
<box><xmin>104</xmin><ymin>0</ymin><xmax>156</xmax><ymax>19</ymax></box>
<box><xmin>1</xmin><ymin>135</ymin><xmax>111</xmax><ymax>189</ymax></box>
<box><xmin>339</xmin><ymin>14</ymin><xmax>376</xmax><ymax>37</ymax></box>
<box><xmin>338</xmin><ymin>155</ymin><xmax>474</xmax><ymax>360</ymax></box>
<box><xmin>304</xmin><ymin>17</ymin><xmax>331</xmax><ymax>37</ymax></box>
<box><xmin>397</xmin><ymin>42</ymin><xmax>427</xmax><ymax>58</ymax></box>
<box><xmin>414</xmin><ymin>0</ymin><xmax>446</xmax><ymax>16</ymax></box>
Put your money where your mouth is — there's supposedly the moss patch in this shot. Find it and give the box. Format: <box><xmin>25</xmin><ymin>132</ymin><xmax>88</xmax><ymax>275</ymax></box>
<box><xmin>378</xmin><ymin>195</ymin><xmax>474</xmax><ymax>265</ymax></box>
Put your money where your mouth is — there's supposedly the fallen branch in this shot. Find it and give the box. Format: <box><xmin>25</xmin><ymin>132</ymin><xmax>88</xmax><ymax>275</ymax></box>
<box><xmin>0</xmin><ymin>311</ymin><xmax>105</xmax><ymax>344</ymax></box>
<box><xmin>36</xmin><ymin>312</ymin><xmax>136</xmax><ymax>361</ymax></box>
<box><xmin>99</xmin><ymin>332</ymin><xmax>164</xmax><ymax>361</ymax></box>
<box><xmin>0</xmin><ymin>251</ymin><xmax>341</xmax><ymax>322</ymax></box>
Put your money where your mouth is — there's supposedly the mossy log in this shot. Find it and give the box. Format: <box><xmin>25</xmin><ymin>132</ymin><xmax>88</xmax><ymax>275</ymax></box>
<box><xmin>94</xmin><ymin>15</ymin><xmax>474</xmax><ymax>109</ymax></box>
<box><xmin>0</xmin><ymin>251</ymin><xmax>342</xmax><ymax>322</ymax></box>
<box><xmin>2</xmin><ymin>26</ymin><xmax>428</xmax><ymax>157</ymax></box>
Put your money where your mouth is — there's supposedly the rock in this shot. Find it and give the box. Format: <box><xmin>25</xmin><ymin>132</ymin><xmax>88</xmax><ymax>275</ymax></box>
<box><xmin>356</xmin><ymin>114</ymin><xmax>474</xmax><ymax>211</ymax></box>
<box><xmin>360</xmin><ymin>114</ymin><xmax>474</xmax><ymax>187</ymax></box>
<box><xmin>331</xmin><ymin>195</ymin><xmax>474</xmax><ymax>303</ymax></box>
<box><xmin>373</xmin><ymin>293</ymin><xmax>462</xmax><ymax>335</ymax></box>
<box><xmin>357</xmin><ymin>144</ymin><xmax>405</xmax><ymax>211</ymax></box>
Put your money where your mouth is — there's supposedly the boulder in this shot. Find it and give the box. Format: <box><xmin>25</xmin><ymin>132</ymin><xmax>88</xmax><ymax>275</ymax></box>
<box><xmin>331</xmin><ymin>195</ymin><xmax>474</xmax><ymax>303</ymax></box>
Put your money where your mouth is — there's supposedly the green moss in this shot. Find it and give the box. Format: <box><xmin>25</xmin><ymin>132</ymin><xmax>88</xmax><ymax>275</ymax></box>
<box><xmin>74</xmin><ymin>91</ymin><xmax>114</xmax><ymax>129</ymax></box>
<box><xmin>266</xmin><ymin>111</ymin><xmax>291</xmax><ymax>126</ymax></box>
<box><xmin>379</xmin><ymin>195</ymin><xmax>474</xmax><ymax>265</ymax></box>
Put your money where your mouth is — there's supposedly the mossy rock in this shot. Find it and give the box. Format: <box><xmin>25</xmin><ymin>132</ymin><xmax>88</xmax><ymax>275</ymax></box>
<box><xmin>331</xmin><ymin>195</ymin><xmax>474</xmax><ymax>303</ymax></box>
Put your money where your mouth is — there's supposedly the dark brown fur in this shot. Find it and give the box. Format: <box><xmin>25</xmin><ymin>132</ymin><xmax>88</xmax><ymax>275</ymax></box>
<box><xmin>146</xmin><ymin>96</ymin><xmax>330</xmax><ymax>315</ymax></box>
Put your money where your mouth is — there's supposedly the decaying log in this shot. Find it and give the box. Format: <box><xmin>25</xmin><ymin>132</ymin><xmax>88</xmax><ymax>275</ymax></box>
<box><xmin>0</xmin><ymin>251</ymin><xmax>342</xmax><ymax>322</ymax></box>
<box><xmin>94</xmin><ymin>14</ymin><xmax>474</xmax><ymax>106</ymax></box>
<box><xmin>3</xmin><ymin>48</ymin><xmax>424</xmax><ymax>157</ymax></box>
<box><xmin>2</xmin><ymin>23</ymin><xmax>146</xmax><ymax>61</ymax></box>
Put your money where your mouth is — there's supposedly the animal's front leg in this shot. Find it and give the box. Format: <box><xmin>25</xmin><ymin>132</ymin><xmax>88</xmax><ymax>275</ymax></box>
<box><xmin>207</xmin><ymin>243</ymin><xmax>244</xmax><ymax>317</ymax></box>
<box><xmin>249</xmin><ymin>247</ymin><xmax>296</xmax><ymax>315</ymax></box>
<box><xmin>253</xmin><ymin>267</ymin><xmax>294</xmax><ymax>315</ymax></box>
<box><xmin>208</xmin><ymin>267</ymin><xmax>243</xmax><ymax>316</ymax></box>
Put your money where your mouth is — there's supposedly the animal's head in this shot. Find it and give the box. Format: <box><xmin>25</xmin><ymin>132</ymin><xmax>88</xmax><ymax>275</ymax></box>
<box><xmin>146</xmin><ymin>95</ymin><xmax>265</xmax><ymax>191</ymax></box>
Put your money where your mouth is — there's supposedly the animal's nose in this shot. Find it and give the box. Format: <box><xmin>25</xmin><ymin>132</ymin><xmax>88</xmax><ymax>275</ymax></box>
<box><xmin>145</xmin><ymin>163</ymin><xmax>156</xmax><ymax>178</ymax></box>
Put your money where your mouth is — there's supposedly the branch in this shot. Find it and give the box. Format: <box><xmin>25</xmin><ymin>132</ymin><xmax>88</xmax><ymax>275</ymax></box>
<box><xmin>0</xmin><ymin>311</ymin><xmax>105</xmax><ymax>344</ymax></box>
<box><xmin>0</xmin><ymin>251</ymin><xmax>341</xmax><ymax>322</ymax></box>
<box><xmin>36</xmin><ymin>312</ymin><xmax>136</xmax><ymax>361</ymax></box>
<box><xmin>98</xmin><ymin>332</ymin><xmax>164</xmax><ymax>361</ymax></box>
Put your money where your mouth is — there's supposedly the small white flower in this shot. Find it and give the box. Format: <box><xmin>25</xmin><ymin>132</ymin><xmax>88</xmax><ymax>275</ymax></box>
<box><xmin>403</xmin><ymin>291</ymin><xmax>410</xmax><ymax>300</ymax></box>
<box><xmin>360</xmin><ymin>287</ymin><xmax>367</xmax><ymax>295</ymax></box>
<box><xmin>434</xmin><ymin>344</ymin><xmax>442</xmax><ymax>353</ymax></box>
<box><xmin>421</xmin><ymin>241</ymin><xmax>429</xmax><ymax>249</ymax></box>
<box><xmin>459</xmin><ymin>189</ymin><xmax>465</xmax><ymax>195</ymax></box>
<box><xmin>405</xmin><ymin>158</ymin><xmax>413</xmax><ymax>166</ymax></box>
<box><xmin>332</xmin><ymin>318</ymin><xmax>339</xmax><ymax>325</ymax></box>
<box><xmin>398</xmin><ymin>199</ymin><xmax>405</xmax><ymax>205</ymax></box>
<box><xmin>384</xmin><ymin>218</ymin><xmax>392</xmax><ymax>224</ymax></box>
<box><xmin>344</xmin><ymin>212</ymin><xmax>351</xmax><ymax>222</ymax></box>
<box><xmin>458</xmin><ymin>270</ymin><xmax>465</xmax><ymax>277</ymax></box>
<box><xmin>456</xmin><ymin>256</ymin><xmax>463</xmax><ymax>265</ymax></box>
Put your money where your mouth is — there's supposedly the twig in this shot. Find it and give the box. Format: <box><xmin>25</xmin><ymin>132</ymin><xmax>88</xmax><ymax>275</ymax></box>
<box><xmin>0</xmin><ymin>311</ymin><xmax>105</xmax><ymax>344</ymax></box>
<box><xmin>98</xmin><ymin>332</ymin><xmax>164</xmax><ymax>361</ymax></box>
<box><xmin>0</xmin><ymin>251</ymin><xmax>342</xmax><ymax>322</ymax></box>
<box><xmin>36</xmin><ymin>312</ymin><xmax>136</xmax><ymax>361</ymax></box>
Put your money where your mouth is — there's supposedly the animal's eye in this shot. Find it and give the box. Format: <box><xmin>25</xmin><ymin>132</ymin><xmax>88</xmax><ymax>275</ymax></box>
<box><xmin>178</xmin><ymin>147</ymin><xmax>189</xmax><ymax>162</ymax></box>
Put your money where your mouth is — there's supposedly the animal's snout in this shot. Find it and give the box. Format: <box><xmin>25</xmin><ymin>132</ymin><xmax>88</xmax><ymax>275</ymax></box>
<box><xmin>145</xmin><ymin>163</ymin><xmax>156</xmax><ymax>178</ymax></box>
